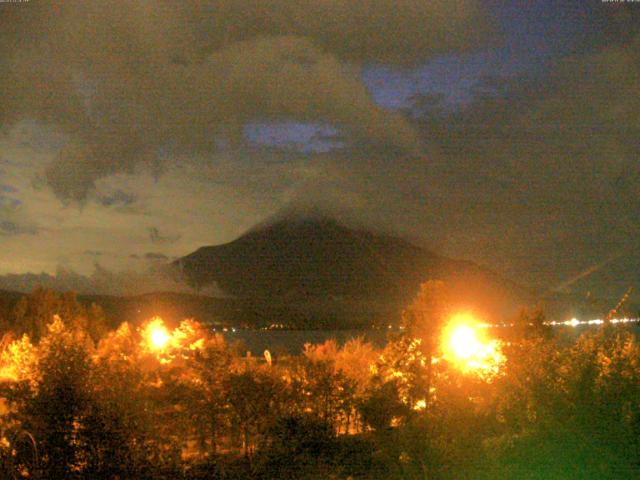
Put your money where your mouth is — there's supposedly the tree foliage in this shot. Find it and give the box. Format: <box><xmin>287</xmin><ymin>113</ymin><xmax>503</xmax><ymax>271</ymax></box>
<box><xmin>0</xmin><ymin>287</ymin><xmax>638</xmax><ymax>478</ymax></box>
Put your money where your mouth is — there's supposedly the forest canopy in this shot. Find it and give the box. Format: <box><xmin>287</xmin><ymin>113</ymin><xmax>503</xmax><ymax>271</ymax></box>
<box><xmin>0</xmin><ymin>286</ymin><xmax>638</xmax><ymax>479</ymax></box>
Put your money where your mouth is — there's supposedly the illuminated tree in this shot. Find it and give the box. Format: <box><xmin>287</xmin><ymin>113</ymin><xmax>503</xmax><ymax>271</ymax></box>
<box><xmin>11</xmin><ymin>289</ymin><xmax>108</xmax><ymax>343</ymax></box>
<box><xmin>375</xmin><ymin>335</ymin><xmax>429</xmax><ymax>411</ymax></box>
<box><xmin>294</xmin><ymin>345</ymin><xmax>362</xmax><ymax>434</ymax></box>
<box><xmin>358</xmin><ymin>378</ymin><xmax>407</xmax><ymax>431</ymax></box>
<box><xmin>83</xmin><ymin>320</ymin><xmax>164</xmax><ymax>479</ymax></box>
<box><xmin>258</xmin><ymin>414</ymin><xmax>337</xmax><ymax>479</ymax></box>
<box><xmin>304</xmin><ymin>338</ymin><xmax>377</xmax><ymax>394</ymax></box>
<box><xmin>83</xmin><ymin>358</ymin><xmax>154</xmax><ymax>479</ymax></box>
<box><xmin>18</xmin><ymin>317</ymin><xmax>93</xmax><ymax>479</ymax></box>
<box><xmin>183</xmin><ymin>331</ymin><xmax>232</xmax><ymax>455</ymax></box>
<box><xmin>225</xmin><ymin>369</ymin><xmax>288</xmax><ymax>458</ymax></box>
<box><xmin>12</xmin><ymin>288</ymin><xmax>60</xmax><ymax>341</ymax></box>
<box><xmin>565</xmin><ymin>327</ymin><xmax>640</xmax><ymax>463</ymax></box>
<box><xmin>0</xmin><ymin>334</ymin><xmax>38</xmax><ymax>478</ymax></box>
<box><xmin>513</xmin><ymin>305</ymin><xmax>551</xmax><ymax>340</ymax></box>
<box><xmin>410</xmin><ymin>361</ymin><xmax>496</xmax><ymax>479</ymax></box>
<box><xmin>85</xmin><ymin>303</ymin><xmax>109</xmax><ymax>343</ymax></box>
<box><xmin>401</xmin><ymin>280</ymin><xmax>451</xmax><ymax>406</ymax></box>
<box><xmin>403</xmin><ymin>280</ymin><xmax>450</xmax><ymax>340</ymax></box>
<box><xmin>487</xmin><ymin>325</ymin><xmax>640</xmax><ymax>478</ymax></box>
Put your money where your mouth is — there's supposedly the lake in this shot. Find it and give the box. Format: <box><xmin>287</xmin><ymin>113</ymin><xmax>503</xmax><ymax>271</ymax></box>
<box><xmin>222</xmin><ymin>322</ymin><xmax>640</xmax><ymax>356</ymax></box>
<box><xmin>221</xmin><ymin>328</ymin><xmax>390</xmax><ymax>355</ymax></box>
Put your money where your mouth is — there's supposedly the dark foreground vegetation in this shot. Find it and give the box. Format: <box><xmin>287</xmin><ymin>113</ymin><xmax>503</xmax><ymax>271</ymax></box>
<box><xmin>0</xmin><ymin>284</ymin><xmax>638</xmax><ymax>479</ymax></box>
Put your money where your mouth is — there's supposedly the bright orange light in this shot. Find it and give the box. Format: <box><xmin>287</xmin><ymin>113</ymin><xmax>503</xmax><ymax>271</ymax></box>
<box><xmin>449</xmin><ymin>324</ymin><xmax>482</xmax><ymax>360</ymax></box>
<box><xmin>150</xmin><ymin>327</ymin><xmax>170</xmax><ymax>350</ymax></box>
<box><xmin>143</xmin><ymin>317</ymin><xmax>171</xmax><ymax>351</ymax></box>
<box><xmin>441</xmin><ymin>313</ymin><xmax>504</xmax><ymax>378</ymax></box>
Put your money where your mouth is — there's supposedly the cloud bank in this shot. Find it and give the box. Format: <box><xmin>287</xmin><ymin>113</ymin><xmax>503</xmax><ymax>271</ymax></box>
<box><xmin>0</xmin><ymin>0</ymin><xmax>493</xmax><ymax>202</ymax></box>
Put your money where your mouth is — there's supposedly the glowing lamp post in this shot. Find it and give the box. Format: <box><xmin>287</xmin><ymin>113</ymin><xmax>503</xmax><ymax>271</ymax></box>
<box><xmin>441</xmin><ymin>313</ymin><xmax>503</xmax><ymax>377</ymax></box>
<box><xmin>448</xmin><ymin>323</ymin><xmax>482</xmax><ymax>360</ymax></box>
<box><xmin>143</xmin><ymin>317</ymin><xmax>171</xmax><ymax>352</ymax></box>
<box><xmin>150</xmin><ymin>326</ymin><xmax>170</xmax><ymax>350</ymax></box>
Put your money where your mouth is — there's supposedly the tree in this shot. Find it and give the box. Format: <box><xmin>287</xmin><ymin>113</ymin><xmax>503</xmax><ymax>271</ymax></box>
<box><xmin>258</xmin><ymin>414</ymin><xmax>337</xmax><ymax>479</ymax></box>
<box><xmin>20</xmin><ymin>317</ymin><xmax>93</xmax><ymax>479</ymax></box>
<box><xmin>83</xmin><ymin>359</ymin><xmax>154</xmax><ymax>479</ymax></box>
<box><xmin>358</xmin><ymin>379</ymin><xmax>407</xmax><ymax>432</ymax></box>
<box><xmin>401</xmin><ymin>280</ymin><xmax>451</xmax><ymax>406</ymax></box>
<box><xmin>513</xmin><ymin>305</ymin><xmax>551</xmax><ymax>340</ymax></box>
<box><xmin>12</xmin><ymin>288</ymin><xmax>60</xmax><ymax>341</ymax></box>
<box><xmin>487</xmin><ymin>325</ymin><xmax>640</xmax><ymax>478</ymax></box>
<box><xmin>187</xmin><ymin>332</ymin><xmax>233</xmax><ymax>455</ymax></box>
<box><xmin>375</xmin><ymin>334</ymin><xmax>430</xmax><ymax>413</ymax></box>
<box><xmin>11</xmin><ymin>289</ymin><xmax>109</xmax><ymax>343</ymax></box>
<box><xmin>301</xmin><ymin>339</ymin><xmax>378</xmax><ymax>433</ymax></box>
<box><xmin>225</xmin><ymin>369</ymin><xmax>285</xmax><ymax>458</ymax></box>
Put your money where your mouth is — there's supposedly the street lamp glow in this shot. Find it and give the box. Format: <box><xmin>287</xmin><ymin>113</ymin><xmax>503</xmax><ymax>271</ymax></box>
<box><xmin>143</xmin><ymin>317</ymin><xmax>171</xmax><ymax>351</ymax></box>
<box><xmin>442</xmin><ymin>313</ymin><xmax>504</xmax><ymax>378</ymax></box>
<box><xmin>449</xmin><ymin>323</ymin><xmax>482</xmax><ymax>360</ymax></box>
<box><xmin>150</xmin><ymin>326</ymin><xmax>170</xmax><ymax>350</ymax></box>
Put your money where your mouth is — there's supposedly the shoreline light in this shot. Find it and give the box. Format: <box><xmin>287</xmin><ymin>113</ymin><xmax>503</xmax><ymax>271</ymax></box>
<box><xmin>546</xmin><ymin>317</ymin><xmax>638</xmax><ymax>327</ymax></box>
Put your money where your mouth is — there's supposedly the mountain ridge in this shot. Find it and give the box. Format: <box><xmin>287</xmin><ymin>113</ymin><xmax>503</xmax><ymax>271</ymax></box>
<box><xmin>175</xmin><ymin>215</ymin><xmax>533</xmax><ymax>322</ymax></box>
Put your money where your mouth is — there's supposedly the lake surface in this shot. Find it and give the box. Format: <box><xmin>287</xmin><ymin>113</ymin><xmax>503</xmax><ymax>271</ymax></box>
<box><xmin>222</xmin><ymin>323</ymin><xmax>640</xmax><ymax>356</ymax></box>
<box><xmin>222</xmin><ymin>328</ymin><xmax>390</xmax><ymax>355</ymax></box>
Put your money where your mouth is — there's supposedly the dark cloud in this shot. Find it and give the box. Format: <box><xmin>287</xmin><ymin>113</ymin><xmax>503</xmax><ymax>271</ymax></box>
<box><xmin>0</xmin><ymin>1</ymin><xmax>494</xmax><ymax>201</ymax></box>
<box><xmin>0</xmin><ymin>175</ymin><xmax>35</xmax><ymax>237</ymax></box>
<box><xmin>182</xmin><ymin>0</ymin><xmax>496</xmax><ymax>65</ymax></box>
<box><xmin>0</xmin><ymin>263</ymin><xmax>194</xmax><ymax>296</ymax></box>
<box><xmin>392</xmin><ymin>33</ymin><xmax>640</xmax><ymax>293</ymax></box>
<box><xmin>0</xmin><ymin>195</ymin><xmax>21</xmax><ymax>210</ymax></box>
<box><xmin>0</xmin><ymin>220</ymin><xmax>36</xmax><ymax>236</ymax></box>
<box><xmin>143</xmin><ymin>252</ymin><xmax>169</xmax><ymax>261</ymax></box>
<box><xmin>2</xmin><ymin>2</ymin><xmax>635</xmax><ymax>302</ymax></box>
<box><xmin>98</xmin><ymin>189</ymin><xmax>137</xmax><ymax>208</ymax></box>
<box><xmin>149</xmin><ymin>227</ymin><xmax>181</xmax><ymax>245</ymax></box>
<box><xmin>0</xmin><ymin>181</ymin><xmax>22</xmax><ymax>211</ymax></box>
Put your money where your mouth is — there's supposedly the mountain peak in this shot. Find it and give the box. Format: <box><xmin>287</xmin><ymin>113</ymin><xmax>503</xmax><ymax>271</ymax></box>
<box><xmin>246</xmin><ymin>209</ymin><xmax>349</xmax><ymax>239</ymax></box>
<box><xmin>177</xmin><ymin>213</ymin><xmax>431</xmax><ymax>299</ymax></box>
<box><xmin>248</xmin><ymin>204</ymin><xmax>368</xmax><ymax>236</ymax></box>
<box><xmin>175</xmin><ymin>215</ymin><xmax>529</xmax><ymax>326</ymax></box>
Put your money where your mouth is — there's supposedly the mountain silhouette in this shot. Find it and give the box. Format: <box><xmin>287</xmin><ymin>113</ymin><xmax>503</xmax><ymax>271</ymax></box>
<box><xmin>176</xmin><ymin>214</ymin><xmax>531</xmax><ymax>323</ymax></box>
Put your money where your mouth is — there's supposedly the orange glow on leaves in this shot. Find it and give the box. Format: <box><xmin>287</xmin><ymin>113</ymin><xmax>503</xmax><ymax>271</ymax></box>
<box><xmin>441</xmin><ymin>313</ymin><xmax>504</xmax><ymax>378</ymax></box>
<box><xmin>143</xmin><ymin>317</ymin><xmax>171</xmax><ymax>351</ymax></box>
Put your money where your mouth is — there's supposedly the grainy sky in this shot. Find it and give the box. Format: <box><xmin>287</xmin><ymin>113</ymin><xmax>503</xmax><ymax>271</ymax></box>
<box><xmin>0</xmin><ymin>1</ymin><xmax>638</xmax><ymax>297</ymax></box>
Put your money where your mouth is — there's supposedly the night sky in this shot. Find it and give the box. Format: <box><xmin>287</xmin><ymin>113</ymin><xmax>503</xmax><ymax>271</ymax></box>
<box><xmin>0</xmin><ymin>1</ymin><xmax>638</xmax><ymax>297</ymax></box>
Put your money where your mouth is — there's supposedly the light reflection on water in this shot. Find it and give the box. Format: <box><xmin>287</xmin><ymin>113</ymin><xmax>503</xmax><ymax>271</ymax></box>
<box><xmin>222</xmin><ymin>321</ymin><xmax>640</xmax><ymax>356</ymax></box>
